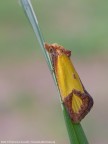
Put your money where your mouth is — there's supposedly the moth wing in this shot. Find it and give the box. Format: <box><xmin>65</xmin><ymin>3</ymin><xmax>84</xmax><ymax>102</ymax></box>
<box><xmin>64</xmin><ymin>89</ymin><xmax>93</xmax><ymax>123</ymax></box>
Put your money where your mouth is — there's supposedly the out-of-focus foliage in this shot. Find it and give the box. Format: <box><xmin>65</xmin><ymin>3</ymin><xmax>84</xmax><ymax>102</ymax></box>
<box><xmin>0</xmin><ymin>0</ymin><xmax>108</xmax><ymax>60</ymax></box>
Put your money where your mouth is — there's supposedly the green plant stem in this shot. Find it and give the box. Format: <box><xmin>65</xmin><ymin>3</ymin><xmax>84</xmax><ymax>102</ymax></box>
<box><xmin>20</xmin><ymin>0</ymin><xmax>61</xmax><ymax>102</ymax></box>
<box><xmin>63</xmin><ymin>105</ymin><xmax>88</xmax><ymax>144</ymax></box>
<box><xmin>20</xmin><ymin>0</ymin><xmax>89</xmax><ymax>143</ymax></box>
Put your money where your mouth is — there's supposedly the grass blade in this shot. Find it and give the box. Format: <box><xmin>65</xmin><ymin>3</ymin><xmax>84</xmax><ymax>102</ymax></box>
<box><xmin>20</xmin><ymin>0</ymin><xmax>52</xmax><ymax>72</ymax></box>
<box><xmin>20</xmin><ymin>0</ymin><xmax>89</xmax><ymax>143</ymax></box>
<box><xmin>62</xmin><ymin>105</ymin><xmax>88</xmax><ymax>144</ymax></box>
<box><xmin>20</xmin><ymin>0</ymin><xmax>60</xmax><ymax>100</ymax></box>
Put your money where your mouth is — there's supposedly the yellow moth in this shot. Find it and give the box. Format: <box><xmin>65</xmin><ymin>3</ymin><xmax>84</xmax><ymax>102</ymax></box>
<box><xmin>45</xmin><ymin>43</ymin><xmax>93</xmax><ymax>123</ymax></box>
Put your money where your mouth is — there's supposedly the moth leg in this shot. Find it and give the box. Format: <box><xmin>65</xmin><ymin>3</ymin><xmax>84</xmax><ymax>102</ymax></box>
<box><xmin>50</xmin><ymin>67</ymin><xmax>55</xmax><ymax>74</ymax></box>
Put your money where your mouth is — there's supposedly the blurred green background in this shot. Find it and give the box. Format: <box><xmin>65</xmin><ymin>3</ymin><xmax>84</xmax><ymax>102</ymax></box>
<box><xmin>0</xmin><ymin>0</ymin><xmax>108</xmax><ymax>143</ymax></box>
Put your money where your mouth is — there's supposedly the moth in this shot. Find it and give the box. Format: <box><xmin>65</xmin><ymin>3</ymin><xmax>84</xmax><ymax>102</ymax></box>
<box><xmin>45</xmin><ymin>43</ymin><xmax>93</xmax><ymax>123</ymax></box>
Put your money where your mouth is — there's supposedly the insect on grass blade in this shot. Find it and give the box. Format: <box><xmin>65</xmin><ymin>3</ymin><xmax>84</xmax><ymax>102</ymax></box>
<box><xmin>20</xmin><ymin>1</ymin><xmax>90</xmax><ymax>143</ymax></box>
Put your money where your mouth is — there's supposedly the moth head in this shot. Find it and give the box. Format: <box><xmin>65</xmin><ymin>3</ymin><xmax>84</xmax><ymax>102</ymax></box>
<box><xmin>44</xmin><ymin>43</ymin><xmax>71</xmax><ymax>57</ymax></box>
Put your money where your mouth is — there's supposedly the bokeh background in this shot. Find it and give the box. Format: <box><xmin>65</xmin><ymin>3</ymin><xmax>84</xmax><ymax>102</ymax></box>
<box><xmin>0</xmin><ymin>0</ymin><xmax>108</xmax><ymax>143</ymax></box>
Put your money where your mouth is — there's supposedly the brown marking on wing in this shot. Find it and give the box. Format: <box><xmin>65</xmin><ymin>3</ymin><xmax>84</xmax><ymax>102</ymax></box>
<box><xmin>73</xmin><ymin>73</ymin><xmax>77</xmax><ymax>79</ymax></box>
<box><xmin>64</xmin><ymin>89</ymin><xmax>93</xmax><ymax>123</ymax></box>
